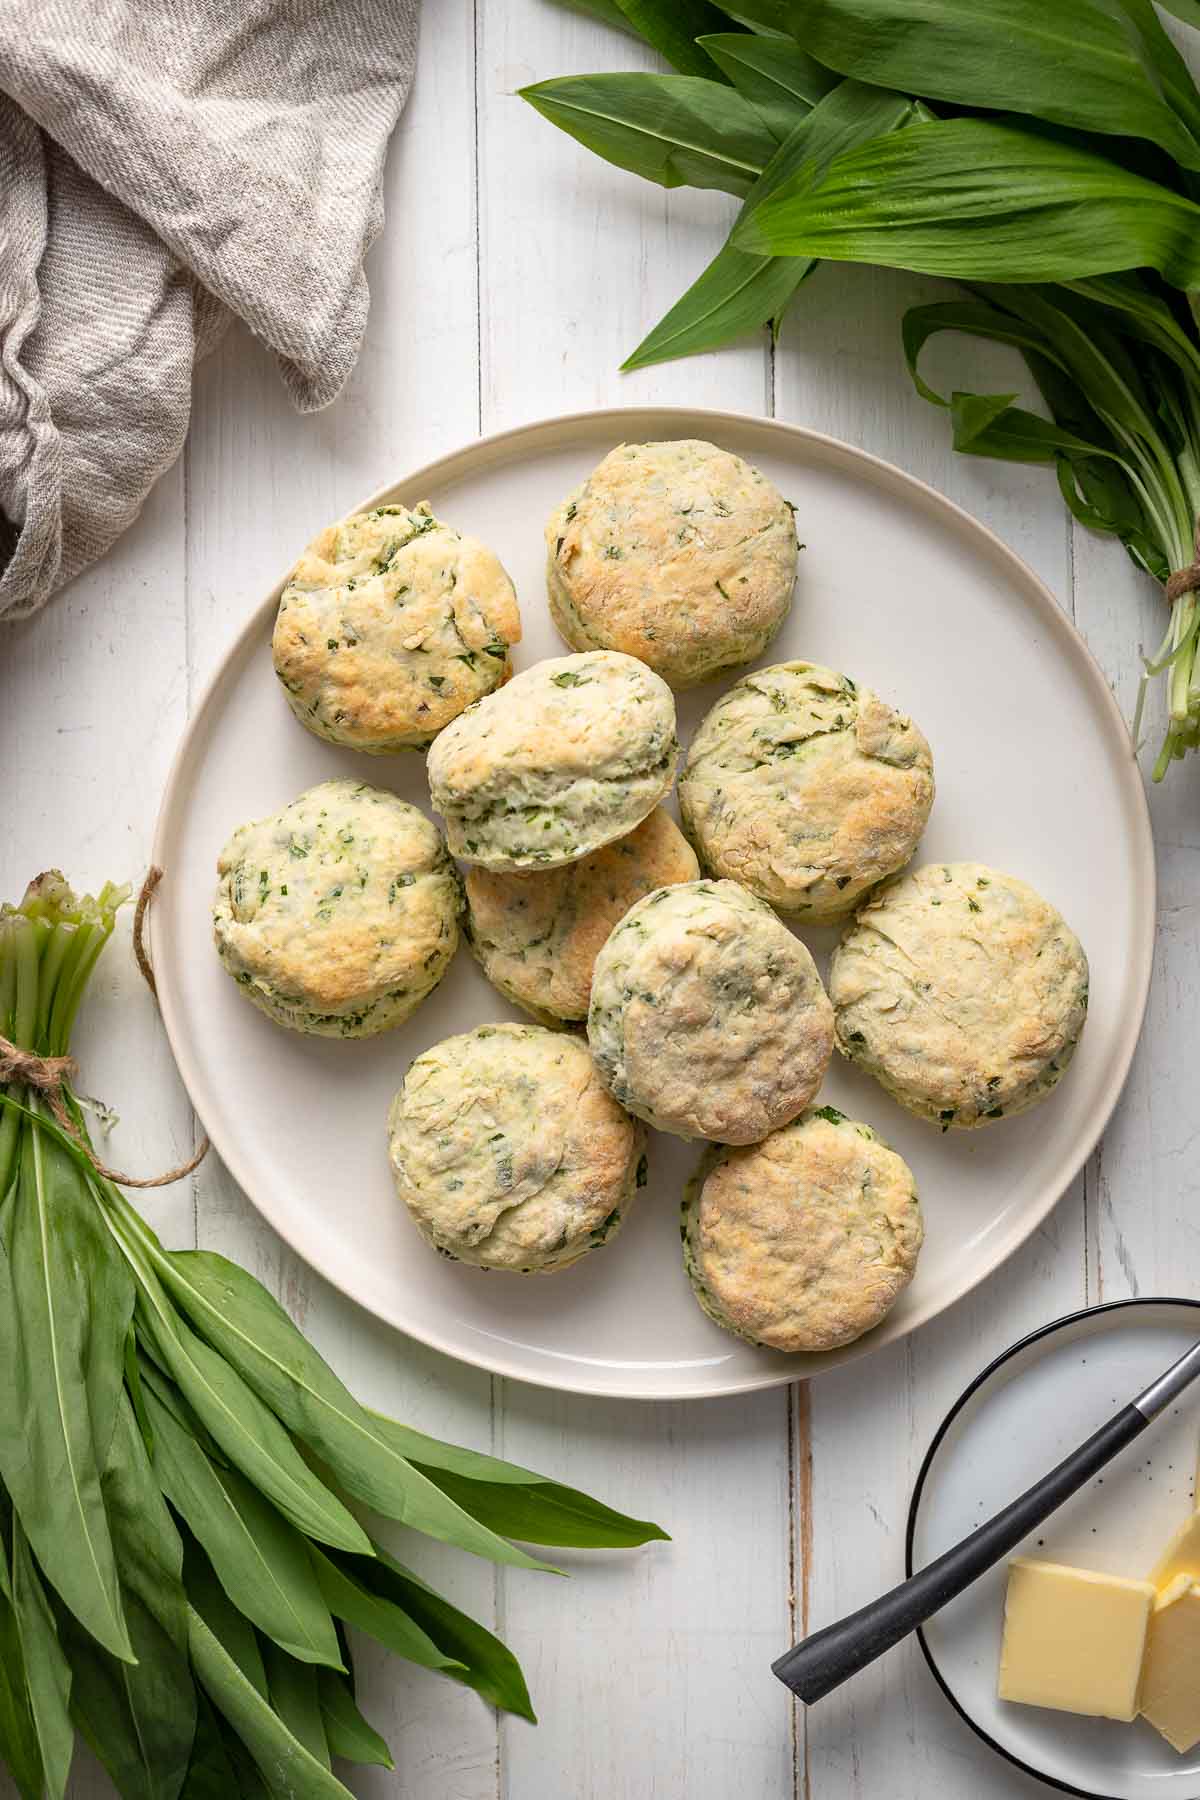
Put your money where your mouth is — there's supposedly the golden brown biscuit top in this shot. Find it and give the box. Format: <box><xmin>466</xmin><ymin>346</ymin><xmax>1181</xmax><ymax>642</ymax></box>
<box><xmin>680</xmin><ymin>661</ymin><xmax>934</xmax><ymax>920</ymax></box>
<box><xmin>273</xmin><ymin>502</ymin><xmax>520</xmax><ymax>750</ymax></box>
<box><xmin>464</xmin><ymin>808</ymin><xmax>699</xmax><ymax>1022</ymax></box>
<box><xmin>685</xmin><ymin>1110</ymin><xmax>923</xmax><ymax>1352</ymax></box>
<box><xmin>546</xmin><ymin>439</ymin><xmax>797</xmax><ymax>687</ymax></box>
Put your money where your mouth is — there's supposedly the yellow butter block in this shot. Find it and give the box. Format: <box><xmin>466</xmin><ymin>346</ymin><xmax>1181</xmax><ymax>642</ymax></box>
<box><xmin>1140</xmin><ymin>1575</ymin><xmax>1200</xmax><ymax>1754</ymax></box>
<box><xmin>999</xmin><ymin>1558</ymin><xmax>1155</xmax><ymax>1721</ymax></box>
<box><xmin>1152</xmin><ymin>1510</ymin><xmax>1200</xmax><ymax>1591</ymax></box>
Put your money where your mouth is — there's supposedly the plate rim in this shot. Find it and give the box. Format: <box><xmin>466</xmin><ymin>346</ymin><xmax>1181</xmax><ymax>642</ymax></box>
<box><xmin>905</xmin><ymin>1296</ymin><xmax>1200</xmax><ymax>1800</ymax></box>
<box><xmin>149</xmin><ymin>403</ymin><xmax>1158</xmax><ymax>1400</ymax></box>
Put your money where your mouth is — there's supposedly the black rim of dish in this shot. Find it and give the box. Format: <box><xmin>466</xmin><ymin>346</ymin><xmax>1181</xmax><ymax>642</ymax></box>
<box><xmin>904</xmin><ymin>1295</ymin><xmax>1200</xmax><ymax>1800</ymax></box>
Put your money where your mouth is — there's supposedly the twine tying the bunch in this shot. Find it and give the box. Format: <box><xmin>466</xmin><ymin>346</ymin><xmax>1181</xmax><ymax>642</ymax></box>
<box><xmin>1166</xmin><ymin>521</ymin><xmax>1200</xmax><ymax>604</ymax></box>
<box><xmin>0</xmin><ymin>866</ymin><xmax>209</xmax><ymax>1189</ymax></box>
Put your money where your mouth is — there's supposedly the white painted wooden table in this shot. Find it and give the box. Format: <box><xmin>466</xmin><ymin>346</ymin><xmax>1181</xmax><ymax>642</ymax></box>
<box><xmin>4</xmin><ymin>7</ymin><xmax>1196</xmax><ymax>1796</ymax></box>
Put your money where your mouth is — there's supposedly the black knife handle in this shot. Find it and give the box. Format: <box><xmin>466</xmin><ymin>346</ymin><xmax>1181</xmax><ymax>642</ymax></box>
<box><xmin>772</xmin><ymin>1402</ymin><xmax>1148</xmax><ymax>1705</ymax></box>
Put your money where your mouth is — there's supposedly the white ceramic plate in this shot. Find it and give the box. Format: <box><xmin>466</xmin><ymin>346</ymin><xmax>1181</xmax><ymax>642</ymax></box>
<box><xmin>151</xmin><ymin>407</ymin><xmax>1155</xmax><ymax>1400</ymax></box>
<box><xmin>909</xmin><ymin>1299</ymin><xmax>1200</xmax><ymax>1799</ymax></box>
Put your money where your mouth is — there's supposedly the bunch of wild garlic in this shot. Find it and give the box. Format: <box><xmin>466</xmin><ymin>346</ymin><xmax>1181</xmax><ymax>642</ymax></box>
<box><xmin>0</xmin><ymin>874</ymin><xmax>664</xmax><ymax>1800</ymax></box>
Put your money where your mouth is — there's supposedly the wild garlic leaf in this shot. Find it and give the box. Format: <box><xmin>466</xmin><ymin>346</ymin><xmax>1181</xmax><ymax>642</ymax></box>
<box><xmin>187</xmin><ymin>1607</ymin><xmax>355</xmax><ymax>1800</ymax></box>
<box><xmin>183</xmin><ymin>1542</ymin><xmax>269</xmax><ymax>1701</ymax></box>
<box><xmin>948</xmin><ymin>391</ymin><xmax>1107</xmax><ymax>460</ymax></box>
<box><xmin>964</xmin><ymin>282</ymin><xmax>1184</xmax><ymax>473</ymax></box>
<box><xmin>550</xmin><ymin>0</ymin><xmax>640</xmax><ymax>34</ymax></box>
<box><xmin>1060</xmin><ymin>274</ymin><xmax>1200</xmax><ymax>384</ymax></box>
<box><xmin>356</xmin><ymin>1546</ymin><xmax>536</xmax><ymax>1722</ymax></box>
<box><xmin>736</xmin><ymin>119</ymin><xmax>1200</xmax><ymax>289</ymax></box>
<box><xmin>406</xmin><ymin>1459</ymin><xmax>671</xmax><ymax>1549</ymax></box>
<box><xmin>142</xmin><ymin>1380</ymin><xmax>343</xmax><ymax>1669</ymax></box>
<box><xmin>903</xmin><ymin>296</ymin><xmax>1069</xmax><ymax>405</ymax></box>
<box><xmin>739</xmin><ymin>77</ymin><xmax>916</xmax><ymax>215</ymax></box>
<box><xmin>307</xmin><ymin>1546</ymin><xmax>467</xmax><ymax>1678</ymax></box>
<box><xmin>176</xmin><ymin>1694</ymin><xmax>243</xmax><ymax>1800</ymax></box>
<box><xmin>364</xmin><ymin>1409</ymin><xmax>667</xmax><ymax>1547</ymax></box>
<box><xmin>127</xmin><ymin>1250</ymin><xmax>370</xmax><ymax>1556</ymax></box>
<box><xmin>102</xmin><ymin>1392</ymin><xmax>187</xmax><ymax>1650</ymax></box>
<box><xmin>148</xmin><ymin>1245</ymin><xmax>561</xmax><ymax>1571</ymax></box>
<box><xmin>518</xmin><ymin>73</ymin><xmax>778</xmax><ymax>195</ymax></box>
<box><xmin>0</xmin><ymin>1572</ymin><xmax>43</xmax><ymax>1800</ymax></box>
<box><xmin>720</xmin><ymin>0</ymin><xmax>797</xmax><ymax>30</ymax></box>
<box><xmin>784</xmin><ymin>0</ymin><xmax>1200</xmax><ymax>170</ymax></box>
<box><xmin>612</xmin><ymin>0</ymin><xmax>735</xmax><ymax>78</ymax></box>
<box><xmin>316</xmin><ymin>1670</ymin><xmax>393</xmax><ymax>1770</ymax></box>
<box><xmin>218</xmin><ymin>1733</ymin><xmax>273</xmax><ymax>1800</ymax></box>
<box><xmin>625</xmin><ymin>78</ymin><xmax>913</xmax><ymax>368</ymax></box>
<box><xmin>123</xmin><ymin>1325</ymin><xmax>154</xmax><ymax>1456</ymax></box>
<box><xmin>903</xmin><ymin>296</ymin><xmax>1128</xmax><ymax>457</ymax></box>
<box><xmin>622</xmin><ymin>242</ymin><xmax>813</xmax><ymax>369</ymax></box>
<box><xmin>57</xmin><ymin>1588</ymin><xmax>194</xmax><ymax>1800</ymax></box>
<box><xmin>1095</xmin><ymin>0</ymin><xmax>1200</xmax><ymax>150</ymax></box>
<box><xmin>0</xmin><ymin>1124</ymin><xmax>134</xmax><ymax>1661</ymax></box>
<box><xmin>261</xmin><ymin>1644</ymin><xmax>330</xmax><ymax>1771</ymax></box>
<box><xmin>60</xmin><ymin>1394</ymin><xmax>198</xmax><ymax>1800</ymax></box>
<box><xmin>698</xmin><ymin>32</ymin><xmax>836</xmax><ymax>137</ymax></box>
<box><xmin>901</xmin><ymin>291</ymin><xmax>1170</xmax><ymax>574</ymax></box>
<box><xmin>10</xmin><ymin>1522</ymin><xmax>74</xmax><ymax>1800</ymax></box>
<box><xmin>1155</xmin><ymin>0</ymin><xmax>1200</xmax><ymax>30</ymax></box>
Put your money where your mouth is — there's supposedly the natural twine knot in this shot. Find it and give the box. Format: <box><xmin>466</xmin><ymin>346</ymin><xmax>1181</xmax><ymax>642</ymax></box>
<box><xmin>1166</xmin><ymin>519</ymin><xmax>1200</xmax><ymax>604</ymax></box>
<box><xmin>0</xmin><ymin>865</ymin><xmax>209</xmax><ymax>1190</ymax></box>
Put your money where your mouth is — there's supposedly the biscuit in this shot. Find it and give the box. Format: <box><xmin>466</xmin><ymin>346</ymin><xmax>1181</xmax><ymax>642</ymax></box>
<box><xmin>387</xmin><ymin>1023</ymin><xmax>645</xmax><ymax>1272</ymax></box>
<box><xmin>682</xmin><ymin>1106</ymin><xmax>923</xmax><ymax>1351</ymax></box>
<box><xmin>464</xmin><ymin>808</ymin><xmax>699</xmax><ymax>1025</ymax></box>
<box><xmin>829</xmin><ymin>862</ymin><xmax>1089</xmax><ymax>1128</ymax></box>
<box><xmin>546</xmin><ymin>440</ymin><xmax>797</xmax><ymax>688</ymax></box>
<box><xmin>272</xmin><ymin>502</ymin><xmax>520</xmax><ymax>752</ymax></box>
<box><xmin>426</xmin><ymin>651</ymin><xmax>678</xmax><ymax>871</ymax></box>
<box><xmin>680</xmin><ymin>661</ymin><xmax>933</xmax><ymax>921</ymax></box>
<box><xmin>588</xmin><ymin>878</ymin><xmax>834</xmax><ymax>1143</ymax></box>
<box><xmin>213</xmin><ymin>778</ymin><xmax>462</xmax><ymax>1036</ymax></box>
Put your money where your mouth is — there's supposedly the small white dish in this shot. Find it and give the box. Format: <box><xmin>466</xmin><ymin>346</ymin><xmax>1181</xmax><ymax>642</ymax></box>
<box><xmin>909</xmin><ymin>1298</ymin><xmax>1200</xmax><ymax>1798</ymax></box>
<box><xmin>150</xmin><ymin>406</ymin><xmax>1155</xmax><ymax>1400</ymax></box>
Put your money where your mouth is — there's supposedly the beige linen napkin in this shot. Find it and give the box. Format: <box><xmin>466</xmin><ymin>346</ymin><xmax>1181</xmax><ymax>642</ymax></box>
<box><xmin>0</xmin><ymin>0</ymin><xmax>420</xmax><ymax>623</ymax></box>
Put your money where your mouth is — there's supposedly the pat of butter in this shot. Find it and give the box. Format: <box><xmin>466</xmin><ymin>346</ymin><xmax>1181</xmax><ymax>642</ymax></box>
<box><xmin>1140</xmin><ymin>1575</ymin><xmax>1200</xmax><ymax>1753</ymax></box>
<box><xmin>999</xmin><ymin>1558</ymin><xmax>1155</xmax><ymax>1721</ymax></box>
<box><xmin>1151</xmin><ymin>1509</ymin><xmax>1200</xmax><ymax>1590</ymax></box>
